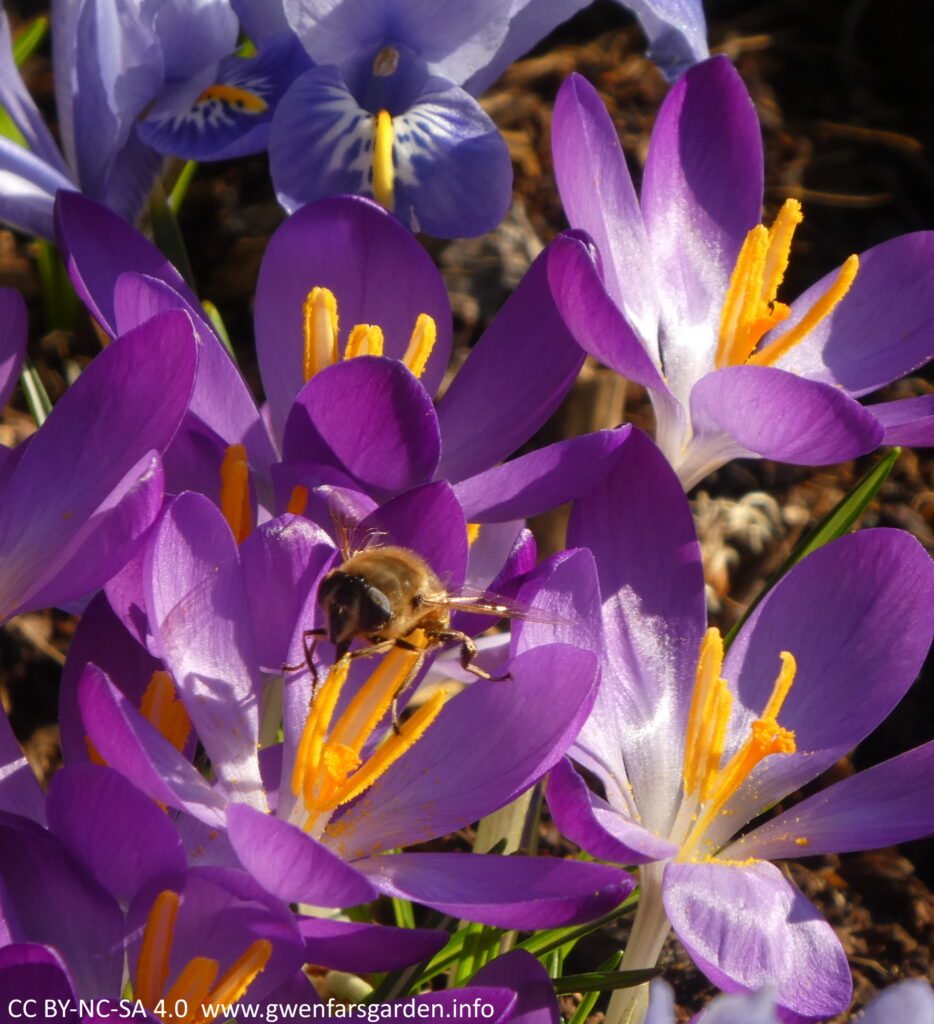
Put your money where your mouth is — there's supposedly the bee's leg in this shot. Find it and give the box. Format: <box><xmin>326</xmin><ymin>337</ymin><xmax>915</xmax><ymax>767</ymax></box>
<box><xmin>281</xmin><ymin>629</ymin><xmax>326</xmax><ymax>691</ymax></box>
<box><xmin>424</xmin><ymin>630</ymin><xmax>512</xmax><ymax>683</ymax></box>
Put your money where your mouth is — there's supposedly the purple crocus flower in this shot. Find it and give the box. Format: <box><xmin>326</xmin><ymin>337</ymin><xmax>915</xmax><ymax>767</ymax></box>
<box><xmin>0</xmin><ymin>2</ymin><xmax>306</xmax><ymax>238</ymax></box>
<box><xmin>548</xmin><ymin>57</ymin><xmax>934</xmax><ymax>488</ymax></box>
<box><xmin>515</xmin><ymin>431</ymin><xmax>934</xmax><ymax>1023</ymax></box>
<box><xmin>237</xmin><ymin>0</ymin><xmax>707</xmax><ymax>236</ymax></box>
<box><xmin>0</xmin><ymin>295</ymin><xmax>197</xmax><ymax>625</ymax></box>
<box><xmin>75</xmin><ymin>484</ymin><xmax>633</xmax><ymax>931</ymax></box>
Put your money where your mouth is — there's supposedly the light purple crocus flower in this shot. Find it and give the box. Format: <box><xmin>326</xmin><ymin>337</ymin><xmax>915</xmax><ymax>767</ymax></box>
<box><xmin>0</xmin><ymin>293</ymin><xmax>197</xmax><ymax>625</ymax></box>
<box><xmin>548</xmin><ymin>57</ymin><xmax>934</xmax><ymax>488</ymax></box>
<box><xmin>74</xmin><ymin>483</ymin><xmax>633</xmax><ymax>932</ymax></box>
<box><xmin>514</xmin><ymin>431</ymin><xmax>934</xmax><ymax>1023</ymax></box>
<box><xmin>236</xmin><ymin>0</ymin><xmax>707</xmax><ymax>236</ymax></box>
<box><xmin>0</xmin><ymin>2</ymin><xmax>306</xmax><ymax>238</ymax></box>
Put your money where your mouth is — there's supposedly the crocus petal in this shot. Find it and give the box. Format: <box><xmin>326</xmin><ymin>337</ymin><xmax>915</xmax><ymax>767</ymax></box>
<box><xmin>361</xmin><ymin>851</ymin><xmax>632</xmax><ymax>928</ymax></box>
<box><xmin>0</xmin><ymin>288</ymin><xmax>26</xmax><ymax>411</ymax></box>
<box><xmin>255</xmin><ymin>194</ymin><xmax>452</xmax><ymax>437</ymax></box>
<box><xmin>283</xmin><ymin>357</ymin><xmax>441</xmax><ymax>498</ymax></box>
<box><xmin>546</xmin><ymin>229</ymin><xmax>667</xmax><ymax>391</ymax></box>
<box><xmin>567</xmin><ymin>429</ymin><xmax>706</xmax><ymax>831</ymax></box>
<box><xmin>226</xmin><ymin>803</ymin><xmax>376</xmax><ymax>907</ymax></box>
<box><xmin>547</xmin><ymin>758</ymin><xmax>678</xmax><ymax>864</ymax></box>
<box><xmin>78</xmin><ymin>663</ymin><xmax>228</xmax><ymax>826</ymax></box>
<box><xmin>436</xmin><ymin>239</ymin><xmax>586</xmax><ymax>482</ymax></box>
<box><xmin>0</xmin><ymin>945</ymin><xmax>82</xmax><ymax>1016</ymax></box>
<box><xmin>665</xmin><ymin>860</ymin><xmax>850</xmax><ymax>1023</ymax></box>
<box><xmin>145</xmin><ymin>492</ymin><xmax>267</xmax><ymax>811</ymax></box>
<box><xmin>139</xmin><ymin>33</ymin><xmax>310</xmax><ymax>160</ymax></box>
<box><xmin>766</xmin><ymin>231</ymin><xmax>934</xmax><ymax>396</ymax></box>
<box><xmin>720</xmin><ymin>529</ymin><xmax>934</xmax><ymax>827</ymax></box>
<box><xmin>399</xmin><ymin>988</ymin><xmax>517</xmax><ymax>1024</ymax></box>
<box><xmin>862</xmin><ymin>981</ymin><xmax>934</xmax><ymax>1024</ymax></box>
<box><xmin>323</xmin><ymin>643</ymin><xmax>598</xmax><ymax>859</ymax></box>
<box><xmin>868</xmin><ymin>393</ymin><xmax>934</xmax><ymax>446</ymax></box>
<box><xmin>723</xmin><ymin>740</ymin><xmax>934</xmax><ymax>862</ymax></box>
<box><xmin>470</xmin><ymin>949</ymin><xmax>559</xmax><ymax>1024</ymax></box>
<box><xmin>298</xmin><ymin>918</ymin><xmax>448</xmax><ymax>972</ymax></box>
<box><xmin>0</xmin><ymin>814</ymin><xmax>124</xmax><ymax>999</ymax></box>
<box><xmin>552</xmin><ymin>75</ymin><xmax>657</xmax><ymax>346</ymax></box>
<box><xmin>47</xmin><ymin>763</ymin><xmax>185</xmax><ymax>905</ymax></box>
<box><xmin>641</xmin><ymin>57</ymin><xmax>762</xmax><ymax>393</ymax></box>
<box><xmin>55</xmin><ymin>191</ymin><xmax>198</xmax><ymax>335</ymax></box>
<box><xmin>686</xmin><ymin>365</ymin><xmax>884</xmax><ymax>487</ymax></box>
<box><xmin>0</xmin><ymin>310</ymin><xmax>197</xmax><ymax>621</ymax></box>
<box><xmin>695</xmin><ymin>986</ymin><xmax>780</xmax><ymax>1024</ymax></box>
<box><xmin>454</xmin><ymin>427</ymin><xmax>633</xmax><ymax>523</ymax></box>
<box><xmin>0</xmin><ymin>709</ymin><xmax>44</xmax><ymax>824</ymax></box>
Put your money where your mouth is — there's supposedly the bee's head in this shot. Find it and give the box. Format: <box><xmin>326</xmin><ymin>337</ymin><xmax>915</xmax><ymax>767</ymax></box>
<box><xmin>317</xmin><ymin>570</ymin><xmax>393</xmax><ymax>648</ymax></box>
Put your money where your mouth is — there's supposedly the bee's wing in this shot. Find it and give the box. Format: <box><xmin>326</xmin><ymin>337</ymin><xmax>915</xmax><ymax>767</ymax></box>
<box><xmin>325</xmin><ymin>488</ymin><xmax>386</xmax><ymax>559</ymax></box>
<box><xmin>419</xmin><ymin>587</ymin><xmax>574</xmax><ymax>626</ymax></box>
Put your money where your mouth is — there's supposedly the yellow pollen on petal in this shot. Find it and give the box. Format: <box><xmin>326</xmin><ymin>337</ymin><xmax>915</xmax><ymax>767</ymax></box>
<box><xmin>677</xmin><ymin>638</ymin><xmax>798</xmax><ymax>862</ymax></box>
<box><xmin>303</xmin><ymin>286</ymin><xmax>339</xmax><ymax>381</ymax></box>
<box><xmin>135</xmin><ymin>891</ymin><xmax>181</xmax><ymax>1009</ymax></box>
<box><xmin>715</xmin><ymin>198</ymin><xmax>857</xmax><ymax>369</ymax></box>
<box><xmin>193</xmin><ymin>940</ymin><xmax>272</xmax><ymax>1024</ymax></box>
<box><xmin>220</xmin><ymin>444</ymin><xmax>252</xmax><ymax>544</ymax></box>
<box><xmin>195</xmin><ymin>84</ymin><xmax>268</xmax><ymax>113</ymax></box>
<box><xmin>287</xmin><ymin>484</ymin><xmax>310</xmax><ymax>516</ymax></box>
<box><xmin>402</xmin><ymin>314</ymin><xmax>437</xmax><ymax>378</ymax></box>
<box><xmin>344</xmin><ymin>323</ymin><xmax>385</xmax><ymax>359</ymax></box>
<box><xmin>140</xmin><ymin>671</ymin><xmax>192</xmax><ymax>754</ymax></box>
<box><xmin>373</xmin><ymin>109</ymin><xmax>395</xmax><ymax>211</ymax></box>
<box><xmin>466</xmin><ymin>522</ymin><xmax>481</xmax><ymax>547</ymax></box>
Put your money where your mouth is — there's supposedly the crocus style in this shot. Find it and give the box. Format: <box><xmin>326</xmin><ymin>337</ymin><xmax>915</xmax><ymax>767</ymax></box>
<box><xmin>519</xmin><ymin>432</ymin><xmax>934</xmax><ymax>1023</ymax></box>
<box><xmin>549</xmin><ymin>57</ymin><xmax>934</xmax><ymax>489</ymax></box>
<box><xmin>248</xmin><ymin>0</ymin><xmax>707</xmax><ymax>236</ymax></box>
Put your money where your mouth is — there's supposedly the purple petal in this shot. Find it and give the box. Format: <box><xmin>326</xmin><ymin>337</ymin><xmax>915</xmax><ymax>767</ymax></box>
<box><xmin>398</xmin><ymin>988</ymin><xmax>517</xmax><ymax>1024</ymax></box>
<box><xmin>766</xmin><ymin>232</ymin><xmax>934</xmax><ymax>396</ymax></box>
<box><xmin>55</xmin><ymin>191</ymin><xmax>197</xmax><ymax>335</ymax></box>
<box><xmin>0</xmin><ymin>708</ymin><xmax>44</xmax><ymax>824</ymax></box>
<box><xmin>546</xmin><ymin>758</ymin><xmax>678</xmax><ymax>864</ymax></box>
<box><xmin>454</xmin><ymin>427</ymin><xmax>632</xmax><ymax>522</ymax></box>
<box><xmin>665</xmin><ymin>860</ymin><xmax>850</xmax><ymax>1023</ymax></box>
<box><xmin>145</xmin><ymin>493</ymin><xmax>266</xmax><ymax>810</ymax></box>
<box><xmin>436</xmin><ymin>239</ymin><xmax>586</xmax><ymax>482</ymax></box>
<box><xmin>0</xmin><ymin>309</ymin><xmax>197</xmax><ymax>620</ymax></box>
<box><xmin>0</xmin><ymin>288</ymin><xmax>26</xmax><ymax>408</ymax></box>
<box><xmin>552</xmin><ymin>76</ymin><xmax>656</xmax><ymax>345</ymax></box>
<box><xmin>255</xmin><ymin>194</ymin><xmax>452</xmax><ymax>438</ymax></box>
<box><xmin>226</xmin><ymin>802</ymin><xmax>376</xmax><ymax>907</ymax></box>
<box><xmin>567</xmin><ymin>430</ymin><xmax>706</xmax><ymax>828</ymax></box>
<box><xmin>470</xmin><ymin>949</ymin><xmax>559</xmax><ymax>1024</ymax></box>
<box><xmin>283</xmin><ymin>357</ymin><xmax>441</xmax><ymax>498</ymax></box>
<box><xmin>0</xmin><ymin>138</ymin><xmax>71</xmax><ymax>239</ymax></box>
<box><xmin>689</xmin><ymin>365</ymin><xmax>884</xmax><ymax>468</ymax></box>
<box><xmin>722</xmin><ymin>529</ymin><xmax>934</xmax><ymax>819</ymax></box>
<box><xmin>0</xmin><ymin>945</ymin><xmax>81</xmax><ymax>1015</ymax></box>
<box><xmin>622</xmin><ymin>0</ymin><xmax>709</xmax><ymax>80</ymax></box>
<box><xmin>298</xmin><ymin>917</ymin><xmax>447</xmax><ymax>972</ymax></box>
<box><xmin>78</xmin><ymin>663</ymin><xmax>228</xmax><ymax>826</ymax></box>
<box><xmin>546</xmin><ymin>230</ymin><xmax>667</xmax><ymax>390</ymax></box>
<box><xmin>724</xmin><ymin>740</ymin><xmax>934</xmax><ymax>862</ymax></box>
<box><xmin>46</xmin><ymin>763</ymin><xmax>185</xmax><ymax>905</ymax></box>
<box><xmin>867</xmin><ymin>392</ymin><xmax>934</xmax><ymax>447</ymax></box>
<box><xmin>862</xmin><ymin>981</ymin><xmax>934</xmax><ymax>1024</ymax></box>
<box><xmin>361</xmin><ymin>851</ymin><xmax>633</xmax><ymax>928</ymax></box>
<box><xmin>642</xmin><ymin>57</ymin><xmax>762</xmax><ymax>380</ymax></box>
<box><xmin>323</xmin><ymin>643</ymin><xmax>597</xmax><ymax>858</ymax></box>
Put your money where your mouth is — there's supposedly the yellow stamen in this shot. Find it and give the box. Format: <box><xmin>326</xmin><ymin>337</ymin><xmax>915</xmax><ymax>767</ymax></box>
<box><xmin>715</xmin><ymin>199</ymin><xmax>857</xmax><ymax>369</ymax></box>
<box><xmin>164</xmin><ymin>957</ymin><xmax>218</xmax><ymax>1022</ymax></box>
<box><xmin>402</xmin><ymin>314</ymin><xmax>437</xmax><ymax>378</ymax></box>
<box><xmin>292</xmin><ymin>659</ymin><xmax>348</xmax><ymax>800</ymax></box>
<box><xmin>286</xmin><ymin>484</ymin><xmax>309</xmax><ymax>516</ymax></box>
<box><xmin>466</xmin><ymin>522</ymin><xmax>481</xmax><ymax>547</ymax></box>
<box><xmin>748</xmin><ymin>255</ymin><xmax>859</xmax><ymax>367</ymax></box>
<box><xmin>373</xmin><ymin>109</ymin><xmax>395</xmax><ymax>210</ymax></box>
<box><xmin>220</xmin><ymin>444</ymin><xmax>252</xmax><ymax>544</ymax></box>
<box><xmin>193</xmin><ymin>940</ymin><xmax>272</xmax><ymax>1024</ymax></box>
<box><xmin>344</xmin><ymin>323</ymin><xmax>385</xmax><ymax>359</ymax></box>
<box><xmin>682</xmin><ymin>628</ymin><xmax>732</xmax><ymax>801</ymax></box>
<box><xmin>303</xmin><ymin>287</ymin><xmax>339</xmax><ymax>381</ymax></box>
<box><xmin>195</xmin><ymin>85</ymin><xmax>267</xmax><ymax>113</ymax></box>
<box><xmin>140</xmin><ymin>671</ymin><xmax>192</xmax><ymax>753</ymax></box>
<box><xmin>135</xmin><ymin>891</ymin><xmax>180</xmax><ymax>1008</ymax></box>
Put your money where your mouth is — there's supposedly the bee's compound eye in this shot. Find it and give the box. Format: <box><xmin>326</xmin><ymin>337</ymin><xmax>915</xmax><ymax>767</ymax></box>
<box><xmin>358</xmin><ymin>584</ymin><xmax>393</xmax><ymax>632</ymax></box>
<box><xmin>317</xmin><ymin>571</ymin><xmax>349</xmax><ymax>606</ymax></box>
